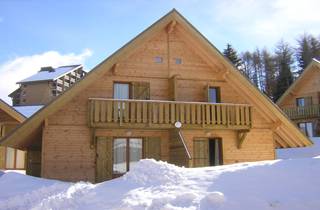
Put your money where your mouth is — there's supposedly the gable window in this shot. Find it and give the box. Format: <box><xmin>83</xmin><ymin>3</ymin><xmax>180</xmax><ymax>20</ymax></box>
<box><xmin>154</xmin><ymin>56</ymin><xmax>163</xmax><ymax>64</ymax></box>
<box><xmin>298</xmin><ymin>122</ymin><xmax>314</xmax><ymax>137</ymax></box>
<box><xmin>113</xmin><ymin>138</ymin><xmax>143</xmax><ymax>176</ymax></box>
<box><xmin>208</xmin><ymin>87</ymin><xmax>220</xmax><ymax>103</ymax></box>
<box><xmin>296</xmin><ymin>97</ymin><xmax>312</xmax><ymax>107</ymax></box>
<box><xmin>175</xmin><ymin>58</ymin><xmax>182</xmax><ymax>64</ymax></box>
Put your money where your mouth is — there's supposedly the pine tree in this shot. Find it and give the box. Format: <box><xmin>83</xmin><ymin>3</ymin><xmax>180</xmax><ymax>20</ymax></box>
<box><xmin>296</xmin><ymin>33</ymin><xmax>320</xmax><ymax>74</ymax></box>
<box><xmin>262</xmin><ymin>49</ymin><xmax>277</xmax><ymax>100</ymax></box>
<box><xmin>310</xmin><ymin>36</ymin><xmax>320</xmax><ymax>59</ymax></box>
<box><xmin>274</xmin><ymin>40</ymin><xmax>294</xmax><ymax>101</ymax></box>
<box><xmin>240</xmin><ymin>51</ymin><xmax>252</xmax><ymax>79</ymax></box>
<box><xmin>296</xmin><ymin>33</ymin><xmax>312</xmax><ymax>73</ymax></box>
<box><xmin>223</xmin><ymin>43</ymin><xmax>242</xmax><ymax>69</ymax></box>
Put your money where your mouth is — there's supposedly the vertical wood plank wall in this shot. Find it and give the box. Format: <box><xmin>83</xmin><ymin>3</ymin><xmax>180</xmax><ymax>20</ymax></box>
<box><xmin>43</xmin><ymin>25</ymin><xmax>275</xmax><ymax>182</ymax></box>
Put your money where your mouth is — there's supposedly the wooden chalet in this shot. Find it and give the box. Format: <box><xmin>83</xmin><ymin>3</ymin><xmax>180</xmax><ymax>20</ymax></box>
<box><xmin>0</xmin><ymin>99</ymin><xmax>27</xmax><ymax>170</ymax></box>
<box><xmin>0</xmin><ymin>10</ymin><xmax>312</xmax><ymax>182</ymax></box>
<box><xmin>277</xmin><ymin>59</ymin><xmax>320</xmax><ymax>137</ymax></box>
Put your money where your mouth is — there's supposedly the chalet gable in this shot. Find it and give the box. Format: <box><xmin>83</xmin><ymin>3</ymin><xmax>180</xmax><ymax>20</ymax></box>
<box><xmin>277</xmin><ymin>59</ymin><xmax>320</xmax><ymax>106</ymax></box>
<box><xmin>0</xmin><ymin>9</ymin><xmax>312</xmax><ymax>149</ymax></box>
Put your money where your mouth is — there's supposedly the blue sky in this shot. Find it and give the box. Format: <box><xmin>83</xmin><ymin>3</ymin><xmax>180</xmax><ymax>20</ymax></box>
<box><xmin>0</xmin><ymin>0</ymin><xmax>320</xmax><ymax>102</ymax></box>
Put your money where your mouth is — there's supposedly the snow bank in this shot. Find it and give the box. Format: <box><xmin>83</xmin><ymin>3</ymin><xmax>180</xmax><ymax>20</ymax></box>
<box><xmin>277</xmin><ymin>137</ymin><xmax>320</xmax><ymax>159</ymax></box>
<box><xmin>1</xmin><ymin>158</ymin><xmax>320</xmax><ymax>210</ymax></box>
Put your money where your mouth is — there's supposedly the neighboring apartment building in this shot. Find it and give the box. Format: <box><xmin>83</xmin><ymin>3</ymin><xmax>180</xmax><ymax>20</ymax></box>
<box><xmin>277</xmin><ymin>59</ymin><xmax>320</xmax><ymax>137</ymax></box>
<box><xmin>9</xmin><ymin>65</ymin><xmax>86</xmax><ymax>106</ymax></box>
<box><xmin>0</xmin><ymin>10</ymin><xmax>312</xmax><ymax>182</ymax></box>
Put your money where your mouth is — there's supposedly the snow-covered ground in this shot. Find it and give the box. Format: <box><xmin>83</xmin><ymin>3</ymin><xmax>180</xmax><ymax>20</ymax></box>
<box><xmin>1</xmin><ymin>157</ymin><xmax>320</xmax><ymax>210</ymax></box>
<box><xmin>277</xmin><ymin>137</ymin><xmax>320</xmax><ymax>159</ymax></box>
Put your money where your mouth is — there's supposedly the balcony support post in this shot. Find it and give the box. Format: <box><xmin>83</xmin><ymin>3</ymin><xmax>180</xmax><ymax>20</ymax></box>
<box><xmin>237</xmin><ymin>130</ymin><xmax>249</xmax><ymax>149</ymax></box>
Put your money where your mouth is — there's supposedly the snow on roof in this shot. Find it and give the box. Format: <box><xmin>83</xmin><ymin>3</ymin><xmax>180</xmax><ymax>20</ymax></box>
<box><xmin>17</xmin><ymin>65</ymin><xmax>82</xmax><ymax>84</ymax></box>
<box><xmin>13</xmin><ymin>105</ymin><xmax>43</xmax><ymax>118</ymax></box>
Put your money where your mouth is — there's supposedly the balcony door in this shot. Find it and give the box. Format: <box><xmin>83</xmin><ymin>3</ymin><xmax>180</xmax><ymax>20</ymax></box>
<box><xmin>296</xmin><ymin>97</ymin><xmax>312</xmax><ymax>107</ymax></box>
<box><xmin>114</xmin><ymin>83</ymin><xmax>130</xmax><ymax>99</ymax></box>
<box><xmin>193</xmin><ymin>138</ymin><xmax>223</xmax><ymax>167</ymax></box>
<box><xmin>298</xmin><ymin>122</ymin><xmax>314</xmax><ymax>137</ymax></box>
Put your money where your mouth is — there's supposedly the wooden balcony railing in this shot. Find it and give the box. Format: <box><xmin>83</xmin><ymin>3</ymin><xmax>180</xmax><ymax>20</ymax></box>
<box><xmin>282</xmin><ymin>105</ymin><xmax>320</xmax><ymax>120</ymax></box>
<box><xmin>88</xmin><ymin>98</ymin><xmax>252</xmax><ymax>130</ymax></box>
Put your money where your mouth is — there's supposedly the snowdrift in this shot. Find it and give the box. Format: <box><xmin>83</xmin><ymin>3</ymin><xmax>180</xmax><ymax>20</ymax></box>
<box><xmin>1</xmin><ymin>158</ymin><xmax>320</xmax><ymax>210</ymax></box>
<box><xmin>277</xmin><ymin>137</ymin><xmax>320</xmax><ymax>159</ymax></box>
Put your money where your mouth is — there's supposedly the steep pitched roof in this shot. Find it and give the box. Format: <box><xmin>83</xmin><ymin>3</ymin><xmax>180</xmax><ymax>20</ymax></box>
<box><xmin>0</xmin><ymin>9</ymin><xmax>313</xmax><ymax>149</ymax></box>
<box><xmin>277</xmin><ymin>59</ymin><xmax>320</xmax><ymax>106</ymax></box>
<box><xmin>17</xmin><ymin>64</ymin><xmax>83</xmax><ymax>84</ymax></box>
<box><xmin>0</xmin><ymin>99</ymin><xmax>26</xmax><ymax>123</ymax></box>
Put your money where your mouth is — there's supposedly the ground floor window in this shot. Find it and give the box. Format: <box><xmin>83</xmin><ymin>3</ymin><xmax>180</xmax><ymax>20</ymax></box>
<box><xmin>193</xmin><ymin>138</ymin><xmax>223</xmax><ymax>167</ymax></box>
<box><xmin>113</xmin><ymin>138</ymin><xmax>143</xmax><ymax>175</ymax></box>
<box><xmin>298</xmin><ymin>122</ymin><xmax>314</xmax><ymax>137</ymax></box>
<box><xmin>4</xmin><ymin>147</ymin><xmax>26</xmax><ymax>169</ymax></box>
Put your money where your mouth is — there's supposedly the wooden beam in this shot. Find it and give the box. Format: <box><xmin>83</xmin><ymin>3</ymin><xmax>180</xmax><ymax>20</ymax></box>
<box><xmin>237</xmin><ymin>130</ymin><xmax>249</xmax><ymax>149</ymax></box>
<box><xmin>271</xmin><ymin>120</ymin><xmax>282</xmax><ymax>131</ymax></box>
<box><xmin>111</xmin><ymin>63</ymin><xmax>119</xmax><ymax>75</ymax></box>
<box><xmin>166</xmin><ymin>20</ymin><xmax>177</xmax><ymax>34</ymax></box>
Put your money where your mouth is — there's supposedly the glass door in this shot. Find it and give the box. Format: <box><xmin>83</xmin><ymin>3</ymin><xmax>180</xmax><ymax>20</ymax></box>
<box><xmin>113</xmin><ymin>137</ymin><xmax>143</xmax><ymax>176</ymax></box>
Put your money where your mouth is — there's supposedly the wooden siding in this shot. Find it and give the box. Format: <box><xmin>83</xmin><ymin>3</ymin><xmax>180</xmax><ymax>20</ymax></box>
<box><xmin>279</xmin><ymin>65</ymin><xmax>320</xmax><ymax>110</ymax></box>
<box><xmin>42</xmin><ymin>23</ymin><xmax>277</xmax><ymax>182</ymax></box>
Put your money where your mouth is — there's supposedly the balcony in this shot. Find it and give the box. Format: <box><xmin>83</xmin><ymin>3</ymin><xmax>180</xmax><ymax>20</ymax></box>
<box><xmin>282</xmin><ymin>105</ymin><xmax>320</xmax><ymax>120</ymax></box>
<box><xmin>88</xmin><ymin>99</ymin><xmax>252</xmax><ymax>130</ymax></box>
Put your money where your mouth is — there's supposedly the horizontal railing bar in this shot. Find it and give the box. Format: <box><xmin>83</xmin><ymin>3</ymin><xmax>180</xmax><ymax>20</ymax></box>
<box><xmin>88</xmin><ymin>98</ymin><xmax>251</xmax><ymax>107</ymax></box>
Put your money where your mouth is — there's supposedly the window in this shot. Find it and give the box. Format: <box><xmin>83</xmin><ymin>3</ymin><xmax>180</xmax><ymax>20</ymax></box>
<box><xmin>175</xmin><ymin>58</ymin><xmax>182</xmax><ymax>64</ymax></box>
<box><xmin>113</xmin><ymin>138</ymin><xmax>143</xmax><ymax>175</ymax></box>
<box><xmin>298</xmin><ymin>122</ymin><xmax>314</xmax><ymax>137</ymax></box>
<box><xmin>4</xmin><ymin>147</ymin><xmax>25</xmax><ymax>169</ymax></box>
<box><xmin>154</xmin><ymin>56</ymin><xmax>163</xmax><ymax>64</ymax></box>
<box><xmin>114</xmin><ymin>83</ymin><xmax>130</xmax><ymax>99</ymax></box>
<box><xmin>296</xmin><ymin>97</ymin><xmax>312</xmax><ymax>107</ymax></box>
<box><xmin>5</xmin><ymin>147</ymin><xmax>15</xmax><ymax>169</ymax></box>
<box><xmin>208</xmin><ymin>87</ymin><xmax>220</xmax><ymax>103</ymax></box>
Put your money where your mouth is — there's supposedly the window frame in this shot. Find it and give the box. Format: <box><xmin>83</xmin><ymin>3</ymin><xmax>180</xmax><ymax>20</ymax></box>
<box><xmin>298</xmin><ymin>122</ymin><xmax>314</xmax><ymax>137</ymax></box>
<box><xmin>296</xmin><ymin>97</ymin><xmax>312</xmax><ymax>107</ymax></box>
<box><xmin>113</xmin><ymin>81</ymin><xmax>132</xmax><ymax>99</ymax></box>
<box><xmin>193</xmin><ymin>137</ymin><xmax>223</xmax><ymax>167</ymax></box>
<box><xmin>3</xmin><ymin>146</ymin><xmax>26</xmax><ymax>170</ymax></box>
<box><xmin>208</xmin><ymin>86</ymin><xmax>221</xmax><ymax>103</ymax></box>
<box><xmin>112</xmin><ymin>137</ymin><xmax>144</xmax><ymax>178</ymax></box>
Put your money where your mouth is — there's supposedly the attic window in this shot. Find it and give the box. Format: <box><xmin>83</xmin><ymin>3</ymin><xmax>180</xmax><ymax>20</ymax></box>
<box><xmin>154</xmin><ymin>56</ymin><xmax>163</xmax><ymax>64</ymax></box>
<box><xmin>175</xmin><ymin>58</ymin><xmax>182</xmax><ymax>64</ymax></box>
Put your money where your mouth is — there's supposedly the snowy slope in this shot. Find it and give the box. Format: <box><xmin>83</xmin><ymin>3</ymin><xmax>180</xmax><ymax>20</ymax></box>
<box><xmin>1</xmin><ymin>158</ymin><xmax>320</xmax><ymax>210</ymax></box>
<box><xmin>277</xmin><ymin>137</ymin><xmax>320</xmax><ymax>159</ymax></box>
